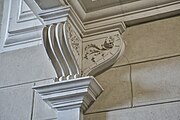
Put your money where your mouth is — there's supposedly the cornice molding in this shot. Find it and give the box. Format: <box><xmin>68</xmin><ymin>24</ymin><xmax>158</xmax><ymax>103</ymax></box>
<box><xmin>58</xmin><ymin>0</ymin><xmax>180</xmax><ymax>36</ymax></box>
<box><xmin>0</xmin><ymin>0</ymin><xmax>43</xmax><ymax>53</ymax></box>
<box><xmin>1</xmin><ymin>0</ymin><xmax>179</xmax><ymax>52</ymax></box>
<box><xmin>24</xmin><ymin>0</ymin><xmax>126</xmax><ymax>37</ymax></box>
<box><xmin>83</xmin><ymin>0</ymin><xmax>179</xmax><ymax>22</ymax></box>
<box><xmin>83</xmin><ymin>1</ymin><xmax>180</xmax><ymax>27</ymax></box>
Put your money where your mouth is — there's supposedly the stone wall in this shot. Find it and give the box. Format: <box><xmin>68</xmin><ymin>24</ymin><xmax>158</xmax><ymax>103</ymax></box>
<box><xmin>85</xmin><ymin>16</ymin><xmax>180</xmax><ymax>120</ymax></box>
<box><xmin>0</xmin><ymin>0</ymin><xmax>4</xmax><ymax>37</ymax></box>
<box><xmin>0</xmin><ymin>16</ymin><xmax>180</xmax><ymax>120</ymax></box>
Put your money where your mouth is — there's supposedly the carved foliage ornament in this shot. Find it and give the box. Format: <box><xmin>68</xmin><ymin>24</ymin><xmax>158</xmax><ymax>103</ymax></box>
<box><xmin>82</xmin><ymin>32</ymin><xmax>125</xmax><ymax>76</ymax></box>
<box><xmin>42</xmin><ymin>20</ymin><xmax>125</xmax><ymax>80</ymax></box>
<box><xmin>65</xmin><ymin>23</ymin><xmax>81</xmax><ymax>63</ymax></box>
<box><xmin>84</xmin><ymin>36</ymin><xmax>116</xmax><ymax>63</ymax></box>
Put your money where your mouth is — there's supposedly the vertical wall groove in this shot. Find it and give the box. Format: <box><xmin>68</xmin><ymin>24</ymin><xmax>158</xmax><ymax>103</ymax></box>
<box><xmin>130</xmin><ymin>65</ymin><xmax>134</xmax><ymax>108</ymax></box>
<box><xmin>30</xmin><ymin>83</ymin><xmax>35</xmax><ymax>120</ymax></box>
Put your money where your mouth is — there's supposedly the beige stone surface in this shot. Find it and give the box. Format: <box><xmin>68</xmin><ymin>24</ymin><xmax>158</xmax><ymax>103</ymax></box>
<box><xmin>84</xmin><ymin>102</ymin><xmax>180</xmax><ymax>120</ymax></box>
<box><xmin>113</xmin><ymin>55</ymin><xmax>129</xmax><ymax>67</ymax></box>
<box><xmin>132</xmin><ymin>56</ymin><xmax>180</xmax><ymax>106</ymax></box>
<box><xmin>122</xmin><ymin>16</ymin><xmax>180</xmax><ymax>64</ymax></box>
<box><xmin>86</xmin><ymin>66</ymin><xmax>131</xmax><ymax>113</ymax></box>
<box><xmin>0</xmin><ymin>83</ymin><xmax>33</xmax><ymax>120</ymax></box>
<box><xmin>0</xmin><ymin>45</ymin><xmax>56</xmax><ymax>87</ymax></box>
<box><xmin>32</xmin><ymin>79</ymin><xmax>57</xmax><ymax>120</ymax></box>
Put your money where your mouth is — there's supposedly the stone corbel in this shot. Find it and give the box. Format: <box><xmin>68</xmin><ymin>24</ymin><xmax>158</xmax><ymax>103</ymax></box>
<box><xmin>25</xmin><ymin>0</ymin><xmax>125</xmax><ymax>120</ymax></box>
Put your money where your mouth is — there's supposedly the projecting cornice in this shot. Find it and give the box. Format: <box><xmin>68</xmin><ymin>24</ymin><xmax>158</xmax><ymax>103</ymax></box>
<box><xmin>66</xmin><ymin>0</ymin><xmax>180</xmax><ymax>26</ymax></box>
<box><xmin>1</xmin><ymin>0</ymin><xmax>179</xmax><ymax>52</ymax></box>
<box><xmin>24</xmin><ymin>0</ymin><xmax>127</xmax><ymax>37</ymax></box>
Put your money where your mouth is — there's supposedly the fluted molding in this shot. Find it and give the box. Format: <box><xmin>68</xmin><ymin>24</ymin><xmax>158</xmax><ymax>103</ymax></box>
<box><xmin>42</xmin><ymin>22</ymin><xmax>81</xmax><ymax>80</ymax></box>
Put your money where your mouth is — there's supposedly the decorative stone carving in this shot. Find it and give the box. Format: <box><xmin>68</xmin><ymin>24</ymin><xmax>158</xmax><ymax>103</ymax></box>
<box><xmin>83</xmin><ymin>31</ymin><xmax>125</xmax><ymax>76</ymax></box>
<box><xmin>42</xmin><ymin>22</ymin><xmax>81</xmax><ymax>81</ymax></box>
<box><xmin>24</xmin><ymin>0</ymin><xmax>125</xmax><ymax>120</ymax></box>
<box><xmin>42</xmin><ymin>21</ymin><xmax>125</xmax><ymax>79</ymax></box>
<box><xmin>84</xmin><ymin>37</ymin><xmax>115</xmax><ymax>63</ymax></box>
<box><xmin>65</xmin><ymin>22</ymin><xmax>82</xmax><ymax>66</ymax></box>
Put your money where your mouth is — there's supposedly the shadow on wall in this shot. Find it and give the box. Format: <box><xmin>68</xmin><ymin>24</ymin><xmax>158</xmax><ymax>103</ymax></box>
<box><xmin>85</xmin><ymin>79</ymin><xmax>158</xmax><ymax>118</ymax></box>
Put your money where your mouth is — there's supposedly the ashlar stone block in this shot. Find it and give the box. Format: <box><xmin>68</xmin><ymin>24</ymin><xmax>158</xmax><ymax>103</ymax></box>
<box><xmin>86</xmin><ymin>66</ymin><xmax>131</xmax><ymax>113</ymax></box>
<box><xmin>122</xmin><ymin>16</ymin><xmax>180</xmax><ymax>64</ymax></box>
<box><xmin>132</xmin><ymin>56</ymin><xmax>180</xmax><ymax>106</ymax></box>
<box><xmin>0</xmin><ymin>83</ymin><xmax>33</xmax><ymax>120</ymax></box>
<box><xmin>0</xmin><ymin>45</ymin><xmax>56</xmax><ymax>87</ymax></box>
<box><xmin>85</xmin><ymin>102</ymin><xmax>180</xmax><ymax>120</ymax></box>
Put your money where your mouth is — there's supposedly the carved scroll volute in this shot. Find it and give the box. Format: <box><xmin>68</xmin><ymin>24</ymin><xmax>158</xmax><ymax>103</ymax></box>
<box><xmin>43</xmin><ymin>22</ymin><xmax>81</xmax><ymax>81</ymax></box>
<box><xmin>82</xmin><ymin>31</ymin><xmax>125</xmax><ymax>76</ymax></box>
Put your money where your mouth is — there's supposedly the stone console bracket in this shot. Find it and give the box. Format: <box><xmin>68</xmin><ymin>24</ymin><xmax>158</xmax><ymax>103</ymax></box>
<box><xmin>24</xmin><ymin>0</ymin><xmax>125</xmax><ymax>120</ymax></box>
